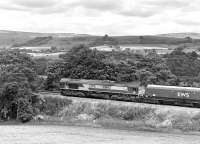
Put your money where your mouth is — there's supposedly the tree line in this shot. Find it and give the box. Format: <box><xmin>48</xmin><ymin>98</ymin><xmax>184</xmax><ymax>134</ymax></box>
<box><xmin>0</xmin><ymin>50</ymin><xmax>44</xmax><ymax>122</ymax></box>
<box><xmin>45</xmin><ymin>45</ymin><xmax>178</xmax><ymax>90</ymax></box>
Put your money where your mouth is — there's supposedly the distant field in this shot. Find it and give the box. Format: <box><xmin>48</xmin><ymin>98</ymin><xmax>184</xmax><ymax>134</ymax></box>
<box><xmin>90</xmin><ymin>45</ymin><xmax>116</xmax><ymax>51</ymax></box>
<box><xmin>28</xmin><ymin>52</ymin><xmax>66</xmax><ymax>59</ymax></box>
<box><xmin>18</xmin><ymin>46</ymin><xmax>51</xmax><ymax>51</ymax></box>
<box><xmin>120</xmin><ymin>45</ymin><xmax>168</xmax><ymax>50</ymax></box>
<box><xmin>119</xmin><ymin>44</ymin><xmax>177</xmax><ymax>49</ymax></box>
<box><xmin>158</xmin><ymin>33</ymin><xmax>200</xmax><ymax>39</ymax></box>
<box><xmin>119</xmin><ymin>45</ymin><xmax>173</xmax><ymax>55</ymax></box>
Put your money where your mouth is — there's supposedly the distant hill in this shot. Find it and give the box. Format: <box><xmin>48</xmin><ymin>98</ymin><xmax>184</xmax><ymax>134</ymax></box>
<box><xmin>14</xmin><ymin>35</ymin><xmax>197</xmax><ymax>50</ymax></box>
<box><xmin>0</xmin><ymin>30</ymin><xmax>91</xmax><ymax>38</ymax></box>
<box><xmin>157</xmin><ymin>33</ymin><xmax>200</xmax><ymax>39</ymax></box>
<box><xmin>0</xmin><ymin>30</ymin><xmax>92</xmax><ymax>49</ymax></box>
<box><xmin>113</xmin><ymin>35</ymin><xmax>196</xmax><ymax>45</ymax></box>
<box><xmin>1</xmin><ymin>30</ymin><xmax>200</xmax><ymax>51</ymax></box>
<box><xmin>13</xmin><ymin>36</ymin><xmax>99</xmax><ymax>50</ymax></box>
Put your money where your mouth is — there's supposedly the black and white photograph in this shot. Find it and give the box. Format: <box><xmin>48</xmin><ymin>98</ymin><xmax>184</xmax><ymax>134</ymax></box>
<box><xmin>1</xmin><ymin>0</ymin><xmax>200</xmax><ymax>143</ymax></box>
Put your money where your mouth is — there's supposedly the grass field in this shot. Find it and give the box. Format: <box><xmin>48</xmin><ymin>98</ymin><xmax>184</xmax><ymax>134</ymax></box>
<box><xmin>1</xmin><ymin>125</ymin><xmax>200</xmax><ymax>144</ymax></box>
<box><xmin>28</xmin><ymin>52</ymin><xmax>66</xmax><ymax>59</ymax></box>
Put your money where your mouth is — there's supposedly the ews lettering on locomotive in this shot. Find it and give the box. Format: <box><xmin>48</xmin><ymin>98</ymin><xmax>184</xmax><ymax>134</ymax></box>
<box><xmin>177</xmin><ymin>92</ymin><xmax>190</xmax><ymax>98</ymax></box>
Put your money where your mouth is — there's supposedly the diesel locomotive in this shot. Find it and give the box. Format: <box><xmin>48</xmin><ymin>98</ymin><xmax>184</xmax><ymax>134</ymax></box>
<box><xmin>60</xmin><ymin>78</ymin><xmax>200</xmax><ymax>107</ymax></box>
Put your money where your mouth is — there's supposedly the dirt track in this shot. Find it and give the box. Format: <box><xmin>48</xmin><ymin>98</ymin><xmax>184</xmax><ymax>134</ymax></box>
<box><xmin>1</xmin><ymin>125</ymin><xmax>200</xmax><ymax>144</ymax></box>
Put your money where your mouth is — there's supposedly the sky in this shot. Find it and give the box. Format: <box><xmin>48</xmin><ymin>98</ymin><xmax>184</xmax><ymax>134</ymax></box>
<box><xmin>0</xmin><ymin>0</ymin><xmax>199</xmax><ymax>35</ymax></box>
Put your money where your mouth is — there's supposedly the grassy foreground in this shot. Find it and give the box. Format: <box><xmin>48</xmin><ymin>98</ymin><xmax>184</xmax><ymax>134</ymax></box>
<box><xmin>35</xmin><ymin>95</ymin><xmax>200</xmax><ymax>132</ymax></box>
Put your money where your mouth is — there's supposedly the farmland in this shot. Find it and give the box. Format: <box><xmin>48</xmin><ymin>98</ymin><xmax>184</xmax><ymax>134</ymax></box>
<box><xmin>28</xmin><ymin>52</ymin><xmax>66</xmax><ymax>59</ymax></box>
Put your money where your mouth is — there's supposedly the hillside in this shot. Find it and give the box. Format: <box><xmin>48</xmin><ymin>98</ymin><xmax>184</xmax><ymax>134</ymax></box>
<box><xmin>13</xmin><ymin>34</ymin><xmax>200</xmax><ymax>51</ymax></box>
<box><xmin>157</xmin><ymin>32</ymin><xmax>200</xmax><ymax>39</ymax></box>
<box><xmin>1</xmin><ymin>30</ymin><xmax>200</xmax><ymax>51</ymax></box>
<box><xmin>13</xmin><ymin>36</ymin><xmax>99</xmax><ymax>50</ymax></box>
<box><xmin>0</xmin><ymin>30</ymin><xmax>92</xmax><ymax>49</ymax></box>
<box><xmin>113</xmin><ymin>35</ymin><xmax>196</xmax><ymax>45</ymax></box>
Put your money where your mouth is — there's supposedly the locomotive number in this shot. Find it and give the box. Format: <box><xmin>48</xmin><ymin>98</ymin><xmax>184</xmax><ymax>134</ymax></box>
<box><xmin>177</xmin><ymin>92</ymin><xmax>190</xmax><ymax>98</ymax></box>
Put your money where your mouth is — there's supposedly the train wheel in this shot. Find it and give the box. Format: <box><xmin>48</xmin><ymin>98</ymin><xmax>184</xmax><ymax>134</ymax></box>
<box><xmin>110</xmin><ymin>95</ymin><xmax>120</xmax><ymax>100</ymax></box>
<box><xmin>192</xmin><ymin>103</ymin><xmax>200</xmax><ymax>108</ymax></box>
<box><xmin>158</xmin><ymin>100</ymin><xmax>164</xmax><ymax>105</ymax></box>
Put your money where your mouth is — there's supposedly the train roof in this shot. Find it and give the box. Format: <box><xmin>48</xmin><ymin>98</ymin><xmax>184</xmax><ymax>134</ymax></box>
<box><xmin>147</xmin><ymin>85</ymin><xmax>200</xmax><ymax>92</ymax></box>
<box><xmin>60</xmin><ymin>78</ymin><xmax>140</xmax><ymax>87</ymax></box>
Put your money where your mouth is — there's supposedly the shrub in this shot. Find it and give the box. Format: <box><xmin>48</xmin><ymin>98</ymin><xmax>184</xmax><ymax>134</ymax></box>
<box><xmin>38</xmin><ymin>96</ymin><xmax>72</xmax><ymax>116</ymax></box>
<box><xmin>59</xmin><ymin>101</ymin><xmax>156</xmax><ymax>122</ymax></box>
<box><xmin>17</xmin><ymin>98</ymin><xmax>34</xmax><ymax>123</ymax></box>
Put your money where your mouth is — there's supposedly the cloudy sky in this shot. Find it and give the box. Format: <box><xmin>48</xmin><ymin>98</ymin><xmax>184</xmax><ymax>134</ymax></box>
<box><xmin>0</xmin><ymin>0</ymin><xmax>199</xmax><ymax>35</ymax></box>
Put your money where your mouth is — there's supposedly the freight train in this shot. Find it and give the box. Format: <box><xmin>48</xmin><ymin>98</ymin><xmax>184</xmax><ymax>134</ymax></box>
<box><xmin>60</xmin><ymin>78</ymin><xmax>200</xmax><ymax>107</ymax></box>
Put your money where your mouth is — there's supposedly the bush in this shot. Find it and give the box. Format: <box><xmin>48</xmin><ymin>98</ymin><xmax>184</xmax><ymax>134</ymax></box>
<box><xmin>38</xmin><ymin>96</ymin><xmax>72</xmax><ymax>116</ymax></box>
<box><xmin>18</xmin><ymin>113</ymin><xmax>33</xmax><ymax>123</ymax></box>
<box><xmin>17</xmin><ymin>98</ymin><xmax>34</xmax><ymax>123</ymax></box>
<box><xmin>60</xmin><ymin>101</ymin><xmax>156</xmax><ymax>122</ymax></box>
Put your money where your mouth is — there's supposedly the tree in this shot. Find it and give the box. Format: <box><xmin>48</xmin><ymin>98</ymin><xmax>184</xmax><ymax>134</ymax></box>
<box><xmin>0</xmin><ymin>50</ymin><xmax>35</xmax><ymax>68</ymax></box>
<box><xmin>34</xmin><ymin>58</ymin><xmax>48</xmax><ymax>75</ymax></box>
<box><xmin>0</xmin><ymin>49</ymin><xmax>42</xmax><ymax>122</ymax></box>
<box><xmin>92</xmin><ymin>35</ymin><xmax>119</xmax><ymax>46</ymax></box>
<box><xmin>137</xmin><ymin>70</ymin><xmax>157</xmax><ymax>86</ymax></box>
<box><xmin>185</xmin><ymin>36</ymin><xmax>193</xmax><ymax>43</ymax></box>
<box><xmin>45</xmin><ymin>61</ymin><xmax>63</xmax><ymax>90</ymax></box>
<box><xmin>0</xmin><ymin>82</ymin><xmax>33</xmax><ymax>121</ymax></box>
<box><xmin>47</xmin><ymin>44</ymin><xmax>178</xmax><ymax>88</ymax></box>
<box><xmin>0</xmin><ymin>50</ymin><xmax>41</xmax><ymax>91</ymax></box>
<box><xmin>166</xmin><ymin>49</ymin><xmax>200</xmax><ymax>77</ymax></box>
<box><xmin>139</xmin><ymin>36</ymin><xmax>144</xmax><ymax>44</ymax></box>
<box><xmin>17</xmin><ymin>98</ymin><xmax>33</xmax><ymax>123</ymax></box>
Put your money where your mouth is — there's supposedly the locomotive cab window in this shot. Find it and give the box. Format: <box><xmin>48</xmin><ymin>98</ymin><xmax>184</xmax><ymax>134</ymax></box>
<box><xmin>102</xmin><ymin>85</ymin><xmax>111</xmax><ymax>89</ymax></box>
<box><xmin>60</xmin><ymin>82</ymin><xmax>65</xmax><ymax>88</ymax></box>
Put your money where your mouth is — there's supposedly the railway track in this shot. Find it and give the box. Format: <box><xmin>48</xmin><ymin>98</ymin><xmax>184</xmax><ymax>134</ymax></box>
<box><xmin>36</xmin><ymin>90</ymin><xmax>200</xmax><ymax>108</ymax></box>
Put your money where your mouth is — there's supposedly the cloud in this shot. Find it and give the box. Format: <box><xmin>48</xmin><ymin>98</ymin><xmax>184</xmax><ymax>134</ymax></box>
<box><xmin>118</xmin><ymin>5</ymin><xmax>159</xmax><ymax>17</ymax></box>
<box><xmin>70</xmin><ymin>0</ymin><xmax>161</xmax><ymax>17</ymax></box>
<box><xmin>0</xmin><ymin>0</ymin><xmax>195</xmax><ymax>17</ymax></box>
<box><xmin>0</xmin><ymin>0</ymin><xmax>200</xmax><ymax>35</ymax></box>
<box><xmin>0</xmin><ymin>0</ymin><xmax>161</xmax><ymax>17</ymax></box>
<box><xmin>174</xmin><ymin>12</ymin><xmax>200</xmax><ymax>26</ymax></box>
<box><xmin>144</xmin><ymin>0</ymin><xmax>189</xmax><ymax>8</ymax></box>
<box><xmin>119</xmin><ymin>10</ymin><xmax>156</xmax><ymax>17</ymax></box>
<box><xmin>0</xmin><ymin>5</ymin><xmax>25</xmax><ymax>12</ymax></box>
<box><xmin>11</xmin><ymin>0</ymin><xmax>57</xmax><ymax>8</ymax></box>
<box><xmin>0</xmin><ymin>1</ymin><xmax>25</xmax><ymax>11</ymax></box>
<box><xmin>0</xmin><ymin>0</ymin><xmax>74</xmax><ymax>15</ymax></box>
<box><xmin>73</xmin><ymin>0</ymin><xmax>121</xmax><ymax>11</ymax></box>
<box><xmin>177</xmin><ymin>20</ymin><xmax>200</xmax><ymax>26</ymax></box>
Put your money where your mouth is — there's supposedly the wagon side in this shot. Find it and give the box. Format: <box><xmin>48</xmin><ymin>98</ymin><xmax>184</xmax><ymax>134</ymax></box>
<box><xmin>146</xmin><ymin>85</ymin><xmax>200</xmax><ymax>107</ymax></box>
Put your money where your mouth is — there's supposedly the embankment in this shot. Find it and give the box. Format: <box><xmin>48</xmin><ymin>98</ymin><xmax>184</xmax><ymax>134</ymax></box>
<box><xmin>36</xmin><ymin>93</ymin><xmax>200</xmax><ymax>132</ymax></box>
